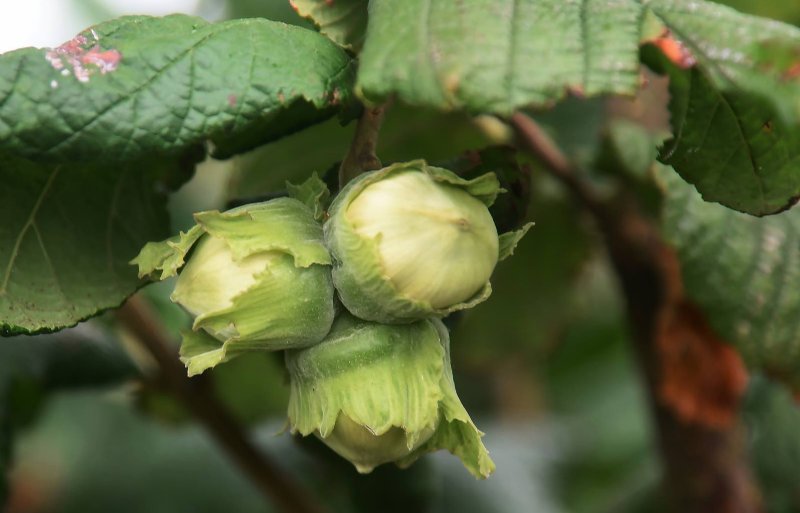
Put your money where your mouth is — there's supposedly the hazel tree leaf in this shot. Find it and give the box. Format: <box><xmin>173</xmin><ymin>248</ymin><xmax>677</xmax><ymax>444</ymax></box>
<box><xmin>656</xmin><ymin>64</ymin><xmax>800</xmax><ymax>216</ymax></box>
<box><xmin>290</xmin><ymin>0</ymin><xmax>368</xmax><ymax>51</ymax></box>
<box><xmin>131</xmin><ymin>225</ymin><xmax>204</xmax><ymax>281</ymax></box>
<box><xmin>0</xmin><ymin>14</ymin><xmax>355</xmax><ymax>163</ymax></box>
<box><xmin>286</xmin><ymin>173</ymin><xmax>331</xmax><ymax>221</ymax></box>
<box><xmin>0</xmin><ymin>154</ymin><xmax>193</xmax><ymax>335</ymax></box>
<box><xmin>660</xmin><ymin>167</ymin><xmax>800</xmax><ymax>387</ymax></box>
<box><xmin>357</xmin><ymin>0</ymin><xmax>644</xmax><ymax>115</ymax></box>
<box><xmin>642</xmin><ymin>0</ymin><xmax>800</xmax><ymax>216</ymax></box>
<box><xmin>358</xmin><ymin>0</ymin><xmax>800</xmax><ymax>135</ymax></box>
<box><xmin>498</xmin><ymin>223</ymin><xmax>534</xmax><ymax>262</ymax></box>
<box><xmin>643</xmin><ymin>0</ymin><xmax>800</xmax><ymax>124</ymax></box>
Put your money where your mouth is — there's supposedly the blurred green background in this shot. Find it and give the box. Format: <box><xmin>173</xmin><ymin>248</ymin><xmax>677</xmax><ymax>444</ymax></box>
<box><xmin>1</xmin><ymin>1</ymin><xmax>799</xmax><ymax>512</ymax></box>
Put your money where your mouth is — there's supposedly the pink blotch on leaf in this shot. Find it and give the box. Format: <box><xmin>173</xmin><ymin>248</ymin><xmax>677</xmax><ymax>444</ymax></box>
<box><xmin>44</xmin><ymin>31</ymin><xmax>121</xmax><ymax>83</ymax></box>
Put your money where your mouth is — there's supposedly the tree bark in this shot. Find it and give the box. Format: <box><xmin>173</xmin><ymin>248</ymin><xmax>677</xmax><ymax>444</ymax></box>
<box><xmin>511</xmin><ymin>112</ymin><xmax>762</xmax><ymax>513</ymax></box>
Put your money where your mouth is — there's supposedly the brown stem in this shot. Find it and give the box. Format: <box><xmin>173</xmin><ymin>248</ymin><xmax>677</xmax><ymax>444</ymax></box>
<box><xmin>116</xmin><ymin>295</ymin><xmax>327</xmax><ymax>513</ymax></box>
<box><xmin>511</xmin><ymin>112</ymin><xmax>761</xmax><ymax>513</ymax></box>
<box><xmin>338</xmin><ymin>103</ymin><xmax>389</xmax><ymax>187</ymax></box>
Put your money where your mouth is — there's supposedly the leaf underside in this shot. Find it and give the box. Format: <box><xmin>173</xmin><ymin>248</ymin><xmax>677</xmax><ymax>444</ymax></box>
<box><xmin>291</xmin><ymin>0</ymin><xmax>368</xmax><ymax>51</ymax></box>
<box><xmin>358</xmin><ymin>0</ymin><xmax>800</xmax><ymax>121</ymax></box>
<box><xmin>0</xmin><ymin>154</ymin><xmax>194</xmax><ymax>335</ymax></box>
<box><xmin>357</xmin><ymin>0</ymin><xmax>644</xmax><ymax>114</ymax></box>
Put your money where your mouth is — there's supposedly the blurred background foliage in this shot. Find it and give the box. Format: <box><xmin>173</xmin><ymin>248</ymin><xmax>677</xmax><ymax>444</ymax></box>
<box><xmin>1</xmin><ymin>0</ymin><xmax>799</xmax><ymax>512</ymax></box>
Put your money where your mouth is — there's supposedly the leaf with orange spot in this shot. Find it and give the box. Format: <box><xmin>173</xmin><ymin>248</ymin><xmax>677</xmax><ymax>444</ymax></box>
<box><xmin>0</xmin><ymin>15</ymin><xmax>356</xmax><ymax>163</ymax></box>
<box><xmin>644</xmin><ymin>29</ymin><xmax>696</xmax><ymax>69</ymax></box>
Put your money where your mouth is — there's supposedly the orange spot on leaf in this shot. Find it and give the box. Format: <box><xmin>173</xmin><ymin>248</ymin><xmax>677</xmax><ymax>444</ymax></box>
<box><xmin>81</xmin><ymin>46</ymin><xmax>121</xmax><ymax>73</ymax></box>
<box><xmin>647</xmin><ymin>29</ymin><xmax>697</xmax><ymax>69</ymax></box>
<box><xmin>44</xmin><ymin>31</ymin><xmax>121</xmax><ymax>83</ymax></box>
<box><xmin>782</xmin><ymin>62</ymin><xmax>800</xmax><ymax>82</ymax></box>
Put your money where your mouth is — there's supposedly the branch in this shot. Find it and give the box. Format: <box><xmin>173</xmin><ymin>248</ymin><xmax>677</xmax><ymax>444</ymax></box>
<box><xmin>116</xmin><ymin>295</ymin><xmax>327</xmax><ymax>513</ymax></box>
<box><xmin>338</xmin><ymin>102</ymin><xmax>389</xmax><ymax>187</ymax></box>
<box><xmin>509</xmin><ymin>112</ymin><xmax>604</xmax><ymax>216</ymax></box>
<box><xmin>511</xmin><ymin>112</ymin><xmax>761</xmax><ymax>513</ymax></box>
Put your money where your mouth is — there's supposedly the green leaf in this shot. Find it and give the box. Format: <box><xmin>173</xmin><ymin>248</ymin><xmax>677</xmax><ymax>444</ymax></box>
<box><xmin>0</xmin><ymin>155</ymin><xmax>189</xmax><ymax>334</ymax></box>
<box><xmin>0</xmin><ymin>323</ymin><xmax>137</xmax><ymax>501</ymax></box>
<box><xmin>498</xmin><ymin>223</ymin><xmax>534</xmax><ymax>262</ymax></box>
<box><xmin>660</xmin><ymin>167</ymin><xmax>800</xmax><ymax>386</ymax></box>
<box><xmin>287</xmin><ymin>173</ymin><xmax>331</xmax><ymax>221</ymax></box>
<box><xmin>640</xmin><ymin>0</ymin><xmax>800</xmax><ymax>215</ymax></box>
<box><xmin>357</xmin><ymin>0</ymin><xmax>800</xmax><ymax>145</ymax></box>
<box><xmin>0</xmin><ymin>15</ymin><xmax>355</xmax><ymax>163</ymax></box>
<box><xmin>644</xmin><ymin>0</ymin><xmax>800</xmax><ymax>124</ymax></box>
<box><xmin>744</xmin><ymin>377</ymin><xmax>800</xmax><ymax>512</ymax></box>
<box><xmin>357</xmin><ymin>0</ymin><xmax>644</xmax><ymax>114</ymax></box>
<box><xmin>641</xmin><ymin>10</ymin><xmax>800</xmax><ymax>217</ymax></box>
<box><xmin>131</xmin><ymin>225</ymin><xmax>204</xmax><ymax>281</ymax></box>
<box><xmin>179</xmin><ymin>329</ymin><xmax>232</xmax><ymax>377</ymax></box>
<box><xmin>291</xmin><ymin>0</ymin><xmax>368</xmax><ymax>51</ymax></box>
<box><xmin>657</xmin><ymin>66</ymin><xmax>800</xmax><ymax>216</ymax></box>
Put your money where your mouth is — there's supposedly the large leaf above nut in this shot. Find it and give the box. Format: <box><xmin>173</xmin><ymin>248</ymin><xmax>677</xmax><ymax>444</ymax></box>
<box><xmin>0</xmin><ymin>15</ymin><xmax>355</xmax><ymax>163</ymax></box>
<box><xmin>357</xmin><ymin>0</ymin><xmax>644</xmax><ymax>114</ymax></box>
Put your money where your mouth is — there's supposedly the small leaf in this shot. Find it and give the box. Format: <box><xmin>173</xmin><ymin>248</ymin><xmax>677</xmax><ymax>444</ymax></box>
<box><xmin>286</xmin><ymin>173</ymin><xmax>330</xmax><ymax>221</ymax></box>
<box><xmin>357</xmin><ymin>0</ymin><xmax>644</xmax><ymax>114</ymax></box>
<box><xmin>0</xmin><ymin>15</ymin><xmax>355</xmax><ymax>163</ymax></box>
<box><xmin>660</xmin><ymin>167</ymin><xmax>800</xmax><ymax>386</ymax></box>
<box><xmin>179</xmin><ymin>329</ymin><xmax>231</xmax><ymax>377</ymax></box>
<box><xmin>0</xmin><ymin>154</ymin><xmax>193</xmax><ymax>335</ymax></box>
<box><xmin>498</xmin><ymin>223</ymin><xmax>534</xmax><ymax>262</ymax></box>
<box><xmin>131</xmin><ymin>225</ymin><xmax>204</xmax><ymax>280</ymax></box>
<box><xmin>291</xmin><ymin>0</ymin><xmax>368</xmax><ymax>51</ymax></box>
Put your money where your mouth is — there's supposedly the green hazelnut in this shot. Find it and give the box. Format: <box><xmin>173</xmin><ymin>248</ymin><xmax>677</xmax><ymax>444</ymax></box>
<box><xmin>325</xmin><ymin>160</ymin><xmax>530</xmax><ymax>323</ymax></box>
<box><xmin>132</xmin><ymin>198</ymin><xmax>336</xmax><ymax>375</ymax></box>
<box><xmin>286</xmin><ymin>312</ymin><xmax>495</xmax><ymax>477</ymax></box>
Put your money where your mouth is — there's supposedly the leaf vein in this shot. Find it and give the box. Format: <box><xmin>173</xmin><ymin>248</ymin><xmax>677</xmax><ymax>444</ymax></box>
<box><xmin>0</xmin><ymin>167</ymin><xmax>60</xmax><ymax>296</ymax></box>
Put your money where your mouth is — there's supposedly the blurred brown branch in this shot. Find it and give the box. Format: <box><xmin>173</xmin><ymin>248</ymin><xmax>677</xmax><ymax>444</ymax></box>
<box><xmin>511</xmin><ymin>112</ymin><xmax>761</xmax><ymax>513</ymax></box>
<box><xmin>116</xmin><ymin>295</ymin><xmax>327</xmax><ymax>513</ymax></box>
